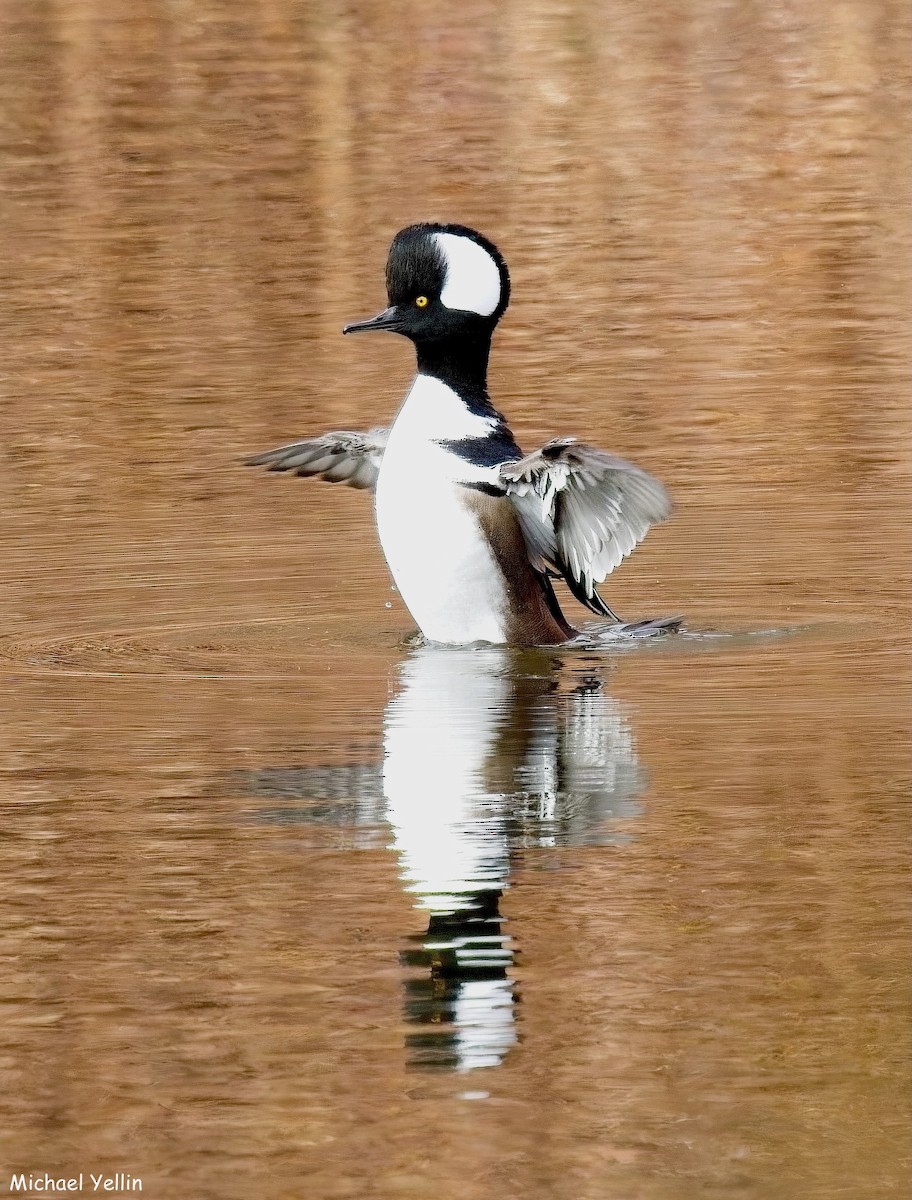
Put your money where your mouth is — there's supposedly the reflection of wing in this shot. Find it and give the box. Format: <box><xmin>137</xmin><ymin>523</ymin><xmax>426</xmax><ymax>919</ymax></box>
<box><xmin>240</xmin><ymin>763</ymin><xmax>387</xmax><ymax>844</ymax></box>
<box><xmin>234</xmin><ymin>654</ymin><xmax>646</xmax><ymax>851</ymax></box>
<box><xmin>500</xmin><ymin>438</ymin><xmax>671</xmax><ymax>616</ymax></box>
<box><xmin>245</xmin><ymin>427</ymin><xmax>389</xmax><ymax>490</ymax></box>
<box><xmin>513</xmin><ymin>687</ymin><xmax>644</xmax><ymax>845</ymax></box>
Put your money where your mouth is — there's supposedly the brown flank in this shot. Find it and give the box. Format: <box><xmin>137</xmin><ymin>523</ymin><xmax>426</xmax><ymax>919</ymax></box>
<box><xmin>465</xmin><ymin>491</ymin><xmax>574</xmax><ymax>646</ymax></box>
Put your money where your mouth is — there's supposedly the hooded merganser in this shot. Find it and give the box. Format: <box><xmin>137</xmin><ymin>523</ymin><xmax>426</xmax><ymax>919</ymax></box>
<box><xmin>247</xmin><ymin>223</ymin><xmax>672</xmax><ymax>646</ymax></box>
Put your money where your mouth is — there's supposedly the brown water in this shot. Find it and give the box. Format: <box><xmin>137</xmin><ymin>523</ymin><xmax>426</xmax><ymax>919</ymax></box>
<box><xmin>0</xmin><ymin>1</ymin><xmax>910</xmax><ymax>1197</ymax></box>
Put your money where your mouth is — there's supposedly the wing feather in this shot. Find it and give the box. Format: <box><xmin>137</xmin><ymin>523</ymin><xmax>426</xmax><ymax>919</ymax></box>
<box><xmin>245</xmin><ymin>427</ymin><xmax>388</xmax><ymax>491</ymax></box>
<box><xmin>500</xmin><ymin>438</ymin><xmax>671</xmax><ymax>615</ymax></box>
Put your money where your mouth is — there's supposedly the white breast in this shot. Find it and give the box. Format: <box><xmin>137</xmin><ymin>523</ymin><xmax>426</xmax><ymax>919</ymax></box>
<box><xmin>375</xmin><ymin>375</ymin><xmax>510</xmax><ymax>645</ymax></box>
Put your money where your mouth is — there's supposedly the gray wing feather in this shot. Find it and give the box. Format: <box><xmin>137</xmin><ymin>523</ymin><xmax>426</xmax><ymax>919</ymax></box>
<box><xmin>245</xmin><ymin>427</ymin><xmax>389</xmax><ymax>491</ymax></box>
<box><xmin>500</xmin><ymin>438</ymin><xmax>671</xmax><ymax>604</ymax></box>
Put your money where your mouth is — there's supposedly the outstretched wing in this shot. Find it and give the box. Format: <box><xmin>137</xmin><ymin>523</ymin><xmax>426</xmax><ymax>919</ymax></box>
<box><xmin>245</xmin><ymin>427</ymin><xmax>389</xmax><ymax>491</ymax></box>
<box><xmin>499</xmin><ymin>438</ymin><xmax>672</xmax><ymax>616</ymax></box>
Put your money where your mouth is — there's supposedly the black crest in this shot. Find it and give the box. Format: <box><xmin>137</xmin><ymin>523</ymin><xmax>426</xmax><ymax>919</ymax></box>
<box><xmin>386</xmin><ymin>223</ymin><xmax>511</xmax><ymax>320</ymax></box>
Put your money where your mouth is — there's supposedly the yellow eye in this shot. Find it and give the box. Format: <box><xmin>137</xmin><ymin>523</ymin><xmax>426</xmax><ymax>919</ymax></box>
<box><xmin>415</xmin><ymin>295</ymin><xmax>429</xmax><ymax>308</ymax></box>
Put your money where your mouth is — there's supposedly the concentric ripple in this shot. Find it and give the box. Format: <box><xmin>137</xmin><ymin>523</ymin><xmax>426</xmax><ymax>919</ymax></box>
<box><xmin>0</xmin><ymin>613</ymin><xmax>392</xmax><ymax>680</ymax></box>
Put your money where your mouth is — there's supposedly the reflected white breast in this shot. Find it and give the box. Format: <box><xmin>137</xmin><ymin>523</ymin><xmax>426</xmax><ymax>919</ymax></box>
<box><xmin>383</xmin><ymin>648</ymin><xmax>511</xmax><ymax>910</ymax></box>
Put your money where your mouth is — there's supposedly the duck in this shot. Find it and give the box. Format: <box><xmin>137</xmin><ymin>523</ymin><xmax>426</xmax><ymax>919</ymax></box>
<box><xmin>246</xmin><ymin>223</ymin><xmax>673</xmax><ymax>646</ymax></box>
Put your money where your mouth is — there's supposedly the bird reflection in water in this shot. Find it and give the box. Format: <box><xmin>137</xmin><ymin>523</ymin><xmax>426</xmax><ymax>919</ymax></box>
<box><xmin>242</xmin><ymin>646</ymin><xmax>646</xmax><ymax>1072</ymax></box>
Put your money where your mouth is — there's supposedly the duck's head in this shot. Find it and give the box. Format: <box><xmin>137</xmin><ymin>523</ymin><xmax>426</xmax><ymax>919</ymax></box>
<box><xmin>343</xmin><ymin>223</ymin><xmax>510</xmax><ymax>344</ymax></box>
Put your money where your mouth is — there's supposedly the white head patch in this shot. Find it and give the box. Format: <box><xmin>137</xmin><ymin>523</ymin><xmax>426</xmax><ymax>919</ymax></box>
<box><xmin>434</xmin><ymin>232</ymin><xmax>502</xmax><ymax>316</ymax></box>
